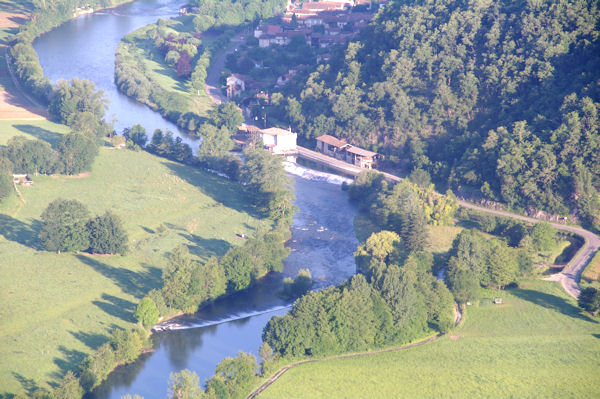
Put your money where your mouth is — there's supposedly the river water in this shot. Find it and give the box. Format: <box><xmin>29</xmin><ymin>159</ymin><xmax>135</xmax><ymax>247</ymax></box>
<box><xmin>33</xmin><ymin>1</ymin><xmax>359</xmax><ymax>397</ymax></box>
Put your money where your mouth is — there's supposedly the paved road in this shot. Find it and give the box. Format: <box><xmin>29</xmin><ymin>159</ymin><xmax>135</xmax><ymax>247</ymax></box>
<box><xmin>204</xmin><ymin>33</ymin><xmax>245</xmax><ymax>104</ymax></box>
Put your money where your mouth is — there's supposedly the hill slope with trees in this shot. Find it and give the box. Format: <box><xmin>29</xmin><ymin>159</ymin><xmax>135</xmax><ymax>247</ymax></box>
<box><xmin>280</xmin><ymin>0</ymin><xmax>599</xmax><ymax>229</ymax></box>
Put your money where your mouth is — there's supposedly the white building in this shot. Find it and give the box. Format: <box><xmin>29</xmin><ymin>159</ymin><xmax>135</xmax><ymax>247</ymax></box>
<box><xmin>260</xmin><ymin>127</ymin><xmax>297</xmax><ymax>154</ymax></box>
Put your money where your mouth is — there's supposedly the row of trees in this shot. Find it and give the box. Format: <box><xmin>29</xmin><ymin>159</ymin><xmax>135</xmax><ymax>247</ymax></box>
<box><xmin>39</xmin><ymin>198</ymin><xmax>128</xmax><ymax>254</ymax></box>
<box><xmin>271</xmin><ymin>0</ymin><xmax>600</xmax><ymax>229</ymax></box>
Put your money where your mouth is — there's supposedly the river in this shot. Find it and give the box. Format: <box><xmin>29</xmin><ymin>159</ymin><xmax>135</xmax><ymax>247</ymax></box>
<box><xmin>33</xmin><ymin>1</ymin><xmax>359</xmax><ymax>397</ymax></box>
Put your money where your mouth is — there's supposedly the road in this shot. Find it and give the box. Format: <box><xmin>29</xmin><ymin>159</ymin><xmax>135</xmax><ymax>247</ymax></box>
<box><xmin>204</xmin><ymin>33</ymin><xmax>246</xmax><ymax>104</ymax></box>
<box><xmin>457</xmin><ymin>201</ymin><xmax>600</xmax><ymax>298</ymax></box>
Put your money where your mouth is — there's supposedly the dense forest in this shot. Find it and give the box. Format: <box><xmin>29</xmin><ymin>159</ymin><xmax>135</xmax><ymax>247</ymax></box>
<box><xmin>276</xmin><ymin>0</ymin><xmax>599</xmax><ymax>229</ymax></box>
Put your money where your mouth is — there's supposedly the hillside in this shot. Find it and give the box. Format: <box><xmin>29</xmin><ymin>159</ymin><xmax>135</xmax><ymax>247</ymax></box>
<box><xmin>279</xmin><ymin>0</ymin><xmax>600</xmax><ymax>228</ymax></box>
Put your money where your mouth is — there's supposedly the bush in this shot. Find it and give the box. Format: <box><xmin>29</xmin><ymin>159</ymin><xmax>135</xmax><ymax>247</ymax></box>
<box><xmin>135</xmin><ymin>297</ymin><xmax>160</xmax><ymax>328</ymax></box>
<box><xmin>86</xmin><ymin>211</ymin><xmax>128</xmax><ymax>255</ymax></box>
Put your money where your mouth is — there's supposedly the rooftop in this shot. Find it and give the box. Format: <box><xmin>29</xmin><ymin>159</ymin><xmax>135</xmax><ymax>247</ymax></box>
<box><xmin>316</xmin><ymin>134</ymin><xmax>349</xmax><ymax>148</ymax></box>
<box><xmin>261</xmin><ymin>127</ymin><xmax>296</xmax><ymax>136</ymax></box>
<box><xmin>346</xmin><ymin>146</ymin><xmax>379</xmax><ymax>158</ymax></box>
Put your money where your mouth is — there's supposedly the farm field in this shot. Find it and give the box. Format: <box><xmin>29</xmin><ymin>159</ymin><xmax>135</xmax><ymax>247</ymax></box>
<box><xmin>258</xmin><ymin>280</ymin><xmax>600</xmax><ymax>399</ymax></box>
<box><xmin>0</xmin><ymin>124</ymin><xmax>266</xmax><ymax>395</ymax></box>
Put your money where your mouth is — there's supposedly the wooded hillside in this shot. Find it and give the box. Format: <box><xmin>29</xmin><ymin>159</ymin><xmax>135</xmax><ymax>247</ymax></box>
<box><xmin>283</xmin><ymin>0</ymin><xmax>599</xmax><ymax>228</ymax></box>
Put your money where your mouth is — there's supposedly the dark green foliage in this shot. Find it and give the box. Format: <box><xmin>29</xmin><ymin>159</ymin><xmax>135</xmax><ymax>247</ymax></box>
<box><xmin>204</xmin><ymin>352</ymin><xmax>259</xmax><ymax>399</ymax></box>
<box><xmin>49</xmin><ymin>78</ymin><xmax>107</xmax><ymax>126</ymax></box>
<box><xmin>445</xmin><ymin>229</ymin><xmax>521</xmax><ymax>301</ymax></box>
<box><xmin>2</xmin><ymin>136</ymin><xmax>58</xmax><ymax>175</ymax></box>
<box><xmin>110</xmin><ymin>328</ymin><xmax>143</xmax><ymax>365</ymax></box>
<box><xmin>282</xmin><ymin>0</ymin><xmax>600</xmax><ymax>222</ymax></box>
<box><xmin>133</xmin><ymin>296</ymin><xmax>160</xmax><ymax>328</ymax></box>
<box><xmin>53</xmin><ymin>370</ymin><xmax>83</xmax><ymax>399</ymax></box>
<box><xmin>86</xmin><ymin>212</ymin><xmax>128</xmax><ymax>255</ymax></box>
<box><xmin>348</xmin><ymin>170</ymin><xmax>387</xmax><ymax>211</ymax></box>
<box><xmin>123</xmin><ymin>124</ymin><xmax>148</xmax><ymax>147</ymax></box>
<box><xmin>0</xmin><ymin>157</ymin><xmax>13</xmax><ymax>202</ymax></box>
<box><xmin>147</xmin><ymin>129</ymin><xmax>193</xmax><ymax>163</ymax></box>
<box><xmin>238</xmin><ymin>147</ymin><xmax>295</xmax><ymax>223</ymax></box>
<box><xmin>39</xmin><ymin>198</ymin><xmax>90</xmax><ymax>252</ymax></box>
<box><xmin>56</xmin><ymin>133</ymin><xmax>98</xmax><ymax>175</ymax></box>
<box><xmin>79</xmin><ymin>343</ymin><xmax>116</xmax><ymax>391</ymax></box>
<box><xmin>263</xmin><ymin>264</ymin><xmax>453</xmax><ymax>359</ymax></box>
<box><xmin>168</xmin><ymin>369</ymin><xmax>203</xmax><ymax>399</ymax></box>
<box><xmin>210</xmin><ymin>102</ymin><xmax>244</xmax><ymax>134</ymax></box>
<box><xmin>530</xmin><ymin>222</ymin><xmax>558</xmax><ymax>252</ymax></box>
<box><xmin>281</xmin><ymin>268</ymin><xmax>313</xmax><ymax>299</ymax></box>
<box><xmin>578</xmin><ymin>287</ymin><xmax>599</xmax><ymax>314</ymax></box>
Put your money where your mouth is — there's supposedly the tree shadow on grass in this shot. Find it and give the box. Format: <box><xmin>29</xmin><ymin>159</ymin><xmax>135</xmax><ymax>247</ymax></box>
<box><xmin>161</xmin><ymin>161</ymin><xmax>262</xmax><ymax>219</ymax></box>
<box><xmin>75</xmin><ymin>254</ymin><xmax>162</xmax><ymax>298</ymax></box>
<box><xmin>14</xmin><ymin>124</ymin><xmax>64</xmax><ymax>146</ymax></box>
<box><xmin>11</xmin><ymin>372</ymin><xmax>39</xmax><ymax>397</ymax></box>
<box><xmin>0</xmin><ymin>214</ymin><xmax>43</xmax><ymax>250</ymax></box>
<box><xmin>92</xmin><ymin>294</ymin><xmax>136</xmax><ymax>323</ymax></box>
<box><xmin>512</xmin><ymin>288</ymin><xmax>598</xmax><ymax>323</ymax></box>
<box><xmin>178</xmin><ymin>231</ymin><xmax>231</xmax><ymax>261</ymax></box>
<box><xmin>69</xmin><ymin>330</ymin><xmax>109</xmax><ymax>351</ymax></box>
<box><xmin>51</xmin><ymin>346</ymin><xmax>87</xmax><ymax>381</ymax></box>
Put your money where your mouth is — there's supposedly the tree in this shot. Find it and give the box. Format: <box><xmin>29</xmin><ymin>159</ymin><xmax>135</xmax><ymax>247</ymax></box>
<box><xmin>86</xmin><ymin>212</ymin><xmax>128</xmax><ymax>255</ymax></box>
<box><xmin>135</xmin><ymin>297</ymin><xmax>160</xmax><ymax>328</ymax></box>
<box><xmin>0</xmin><ymin>156</ymin><xmax>13</xmax><ymax>201</ymax></box>
<box><xmin>39</xmin><ymin>198</ymin><xmax>90</xmax><ymax>252</ymax></box>
<box><xmin>205</xmin><ymin>352</ymin><xmax>258</xmax><ymax>399</ymax></box>
<box><xmin>53</xmin><ymin>371</ymin><xmax>83</xmax><ymax>399</ymax></box>
<box><xmin>168</xmin><ymin>369</ymin><xmax>203</xmax><ymax>399</ymax></box>
<box><xmin>56</xmin><ymin>132</ymin><xmax>98</xmax><ymax>175</ymax></box>
<box><xmin>530</xmin><ymin>222</ymin><xmax>557</xmax><ymax>252</ymax></box>
<box><xmin>110</xmin><ymin>328</ymin><xmax>142</xmax><ymax>365</ymax></box>
<box><xmin>126</xmin><ymin>124</ymin><xmax>148</xmax><ymax>147</ymax></box>
<box><xmin>197</xmin><ymin>123</ymin><xmax>233</xmax><ymax>159</ymax></box>
<box><xmin>578</xmin><ymin>287</ymin><xmax>599</xmax><ymax>315</ymax></box>
<box><xmin>210</xmin><ymin>102</ymin><xmax>244</xmax><ymax>133</ymax></box>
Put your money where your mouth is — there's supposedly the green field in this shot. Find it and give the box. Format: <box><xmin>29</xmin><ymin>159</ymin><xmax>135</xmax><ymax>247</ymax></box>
<box><xmin>0</xmin><ymin>123</ymin><xmax>266</xmax><ymax>395</ymax></box>
<box><xmin>0</xmin><ymin>120</ymin><xmax>69</xmax><ymax>145</ymax></box>
<box><xmin>258</xmin><ymin>280</ymin><xmax>600</xmax><ymax>398</ymax></box>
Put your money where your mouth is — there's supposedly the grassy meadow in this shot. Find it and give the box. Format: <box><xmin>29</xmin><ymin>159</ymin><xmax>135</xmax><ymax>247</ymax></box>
<box><xmin>258</xmin><ymin>280</ymin><xmax>600</xmax><ymax>398</ymax></box>
<box><xmin>0</xmin><ymin>122</ymin><xmax>266</xmax><ymax>395</ymax></box>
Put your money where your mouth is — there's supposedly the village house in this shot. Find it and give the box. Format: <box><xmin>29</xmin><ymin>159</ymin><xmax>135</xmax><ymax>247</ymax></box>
<box><xmin>316</xmin><ymin>134</ymin><xmax>380</xmax><ymax>169</ymax></box>
<box><xmin>226</xmin><ymin>74</ymin><xmax>256</xmax><ymax>98</ymax></box>
<box><xmin>235</xmin><ymin>124</ymin><xmax>298</xmax><ymax>154</ymax></box>
<box><xmin>315</xmin><ymin>134</ymin><xmax>350</xmax><ymax>159</ymax></box>
<box><xmin>12</xmin><ymin>174</ymin><xmax>33</xmax><ymax>186</ymax></box>
<box><xmin>260</xmin><ymin>127</ymin><xmax>298</xmax><ymax>154</ymax></box>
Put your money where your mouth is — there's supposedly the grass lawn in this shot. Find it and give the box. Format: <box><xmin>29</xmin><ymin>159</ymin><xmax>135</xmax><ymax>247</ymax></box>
<box><xmin>258</xmin><ymin>280</ymin><xmax>600</xmax><ymax>398</ymax></box>
<box><xmin>0</xmin><ymin>124</ymin><xmax>266</xmax><ymax>395</ymax></box>
<box><xmin>0</xmin><ymin>120</ymin><xmax>69</xmax><ymax>145</ymax></box>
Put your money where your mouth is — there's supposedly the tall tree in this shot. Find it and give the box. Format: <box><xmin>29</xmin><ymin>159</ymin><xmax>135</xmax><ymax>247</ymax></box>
<box><xmin>39</xmin><ymin>198</ymin><xmax>90</xmax><ymax>253</ymax></box>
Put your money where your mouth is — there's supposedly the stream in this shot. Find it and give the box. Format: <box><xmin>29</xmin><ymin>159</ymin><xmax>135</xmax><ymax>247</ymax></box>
<box><xmin>33</xmin><ymin>1</ymin><xmax>359</xmax><ymax>397</ymax></box>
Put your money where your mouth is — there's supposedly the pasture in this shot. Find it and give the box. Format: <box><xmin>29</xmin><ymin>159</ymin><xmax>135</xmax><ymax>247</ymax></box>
<box><xmin>0</xmin><ymin>124</ymin><xmax>265</xmax><ymax>395</ymax></box>
<box><xmin>258</xmin><ymin>280</ymin><xmax>600</xmax><ymax>398</ymax></box>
